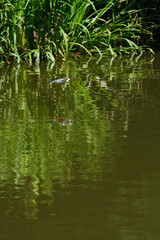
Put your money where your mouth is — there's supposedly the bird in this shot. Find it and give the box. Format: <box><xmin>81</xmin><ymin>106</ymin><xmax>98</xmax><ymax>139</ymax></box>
<box><xmin>49</xmin><ymin>77</ymin><xmax>70</xmax><ymax>84</ymax></box>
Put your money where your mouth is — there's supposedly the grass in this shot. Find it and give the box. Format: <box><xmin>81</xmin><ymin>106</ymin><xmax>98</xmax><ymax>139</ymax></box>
<box><xmin>0</xmin><ymin>0</ymin><xmax>156</xmax><ymax>63</ymax></box>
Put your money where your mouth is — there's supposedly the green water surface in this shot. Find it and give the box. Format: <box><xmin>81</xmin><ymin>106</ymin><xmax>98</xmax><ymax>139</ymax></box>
<box><xmin>0</xmin><ymin>53</ymin><xmax>160</xmax><ymax>240</ymax></box>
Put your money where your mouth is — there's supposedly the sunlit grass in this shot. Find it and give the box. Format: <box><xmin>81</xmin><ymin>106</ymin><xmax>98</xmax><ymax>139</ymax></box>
<box><xmin>0</xmin><ymin>0</ymin><xmax>156</xmax><ymax>63</ymax></box>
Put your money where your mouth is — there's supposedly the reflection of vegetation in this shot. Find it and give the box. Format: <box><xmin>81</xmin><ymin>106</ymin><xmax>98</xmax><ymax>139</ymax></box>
<box><xmin>0</xmin><ymin>55</ymin><xmax>158</xmax><ymax>219</ymax></box>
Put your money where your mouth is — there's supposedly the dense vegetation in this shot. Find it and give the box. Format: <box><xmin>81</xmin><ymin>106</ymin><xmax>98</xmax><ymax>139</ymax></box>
<box><xmin>0</xmin><ymin>0</ymin><xmax>159</xmax><ymax>63</ymax></box>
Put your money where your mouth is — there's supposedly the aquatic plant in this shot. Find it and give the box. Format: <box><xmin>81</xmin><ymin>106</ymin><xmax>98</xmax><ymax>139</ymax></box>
<box><xmin>0</xmin><ymin>0</ymin><xmax>156</xmax><ymax>63</ymax></box>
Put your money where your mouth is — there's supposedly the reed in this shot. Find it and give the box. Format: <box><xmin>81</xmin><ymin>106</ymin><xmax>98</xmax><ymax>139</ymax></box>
<box><xmin>0</xmin><ymin>0</ymin><xmax>156</xmax><ymax>63</ymax></box>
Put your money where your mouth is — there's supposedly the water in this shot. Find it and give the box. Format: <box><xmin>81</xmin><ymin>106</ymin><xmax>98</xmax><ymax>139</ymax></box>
<box><xmin>0</xmin><ymin>53</ymin><xmax>160</xmax><ymax>240</ymax></box>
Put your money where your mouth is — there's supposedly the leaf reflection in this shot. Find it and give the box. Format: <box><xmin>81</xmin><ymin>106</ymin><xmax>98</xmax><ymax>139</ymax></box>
<box><xmin>0</xmin><ymin>54</ymin><xmax>158</xmax><ymax>219</ymax></box>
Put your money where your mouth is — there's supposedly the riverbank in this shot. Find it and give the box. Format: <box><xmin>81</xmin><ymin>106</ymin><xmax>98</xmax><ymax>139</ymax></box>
<box><xmin>0</xmin><ymin>0</ymin><xmax>159</xmax><ymax>63</ymax></box>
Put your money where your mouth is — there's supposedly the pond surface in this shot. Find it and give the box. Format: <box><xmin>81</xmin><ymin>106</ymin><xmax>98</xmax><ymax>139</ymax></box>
<box><xmin>0</xmin><ymin>52</ymin><xmax>160</xmax><ymax>240</ymax></box>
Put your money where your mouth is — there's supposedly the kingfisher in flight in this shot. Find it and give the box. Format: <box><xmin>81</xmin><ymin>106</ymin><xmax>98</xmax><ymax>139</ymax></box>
<box><xmin>49</xmin><ymin>78</ymin><xmax>70</xmax><ymax>84</ymax></box>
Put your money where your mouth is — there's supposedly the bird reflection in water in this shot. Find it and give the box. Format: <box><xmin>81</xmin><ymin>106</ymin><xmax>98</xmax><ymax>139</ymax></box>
<box><xmin>51</xmin><ymin>118</ymin><xmax>72</xmax><ymax>126</ymax></box>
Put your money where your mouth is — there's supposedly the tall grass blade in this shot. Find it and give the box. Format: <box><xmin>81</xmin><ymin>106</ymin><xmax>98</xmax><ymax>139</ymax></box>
<box><xmin>93</xmin><ymin>46</ymin><xmax>102</xmax><ymax>58</ymax></box>
<box><xmin>60</xmin><ymin>26</ymin><xmax>69</xmax><ymax>58</ymax></box>
<box><xmin>89</xmin><ymin>0</ymin><xmax>114</xmax><ymax>28</ymax></box>
<box><xmin>70</xmin><ymin>42</ymin><xmax>92</xmax><ymax>56</ymax></box>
